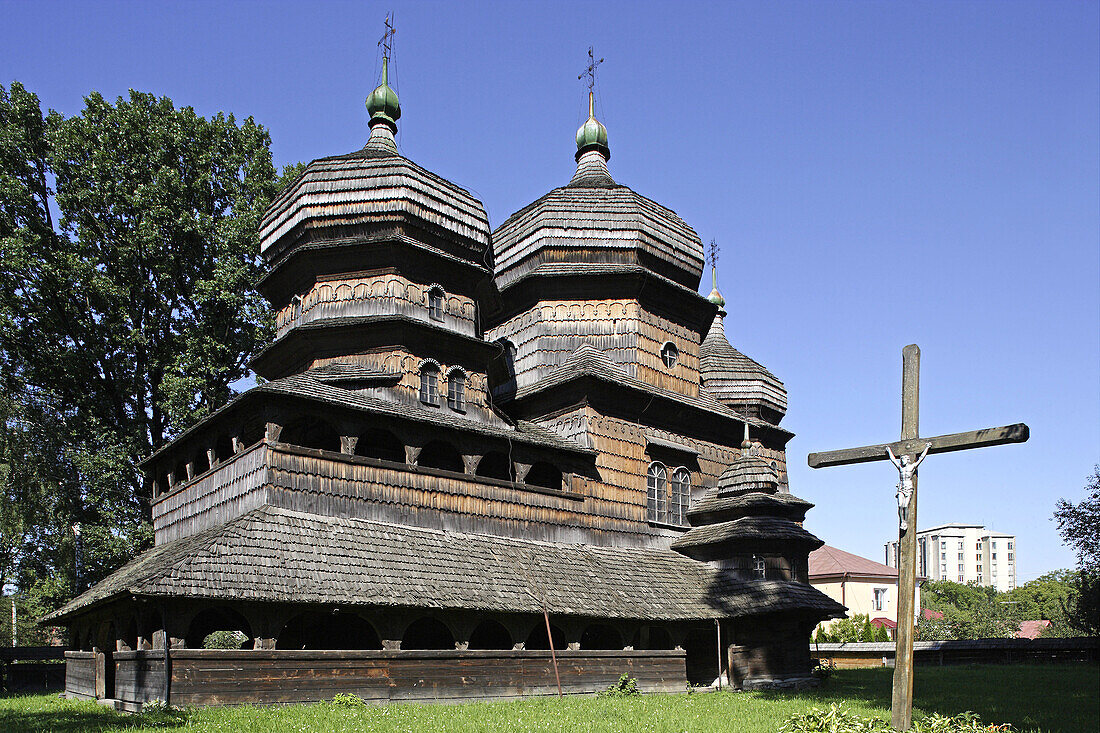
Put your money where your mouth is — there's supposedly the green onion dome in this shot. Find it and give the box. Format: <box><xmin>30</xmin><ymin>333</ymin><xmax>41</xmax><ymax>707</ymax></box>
<box><xmin>575</xmin><ymin>92</ymin><xmax>610</xmax><ymax>161</ymax></box>
<box><xmin>707</xmin><ymin>287</ymin><xmax>726</xmax><ymax>307</ymax></box>
<box><xmin>366</xmin><ymin>57</ymin><xmax>401</xmax><ymax>132</ymax></box>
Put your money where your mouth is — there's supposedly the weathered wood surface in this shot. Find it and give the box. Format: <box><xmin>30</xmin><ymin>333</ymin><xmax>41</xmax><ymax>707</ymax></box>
<box><xmin>63</xmin><ymin>651</ymin><xmax>96</xmax><ymax>700</ymax></box>
<box><xmin>113</xmin><ymin>652</ymin><xmax>166</xmax><ymax>705</ymax></box>
<box><xmin>893</xmin><ymin>343</ymin><xmax>920</xmax><ymax>732</ymax></box>
<box><xmin>806</xmin><ymin>423</ymin><xmax>1030</xmax><ymax>469</ymax></box>
<box><xmin>106</xmin><ymin>649</ymin><xmax>686</xmax><ymax>707</ymax></box>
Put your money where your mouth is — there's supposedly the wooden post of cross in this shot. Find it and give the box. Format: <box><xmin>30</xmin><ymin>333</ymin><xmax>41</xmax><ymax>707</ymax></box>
<box><xmin>807</xmin><ymin>344</ymin><xmax>1028</xmax><ymax>731</ymax></box>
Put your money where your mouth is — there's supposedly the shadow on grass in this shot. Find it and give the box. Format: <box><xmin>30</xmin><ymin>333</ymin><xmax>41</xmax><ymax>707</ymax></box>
<box><xmin>770</xmin><ymin>664</ymin><xmax>1100</xmax><ymax>733</ymax></box>
<box><xmin>0</xmin><ymin>695</ymin><xmax>186</xmax><ymax>733</ymax></box>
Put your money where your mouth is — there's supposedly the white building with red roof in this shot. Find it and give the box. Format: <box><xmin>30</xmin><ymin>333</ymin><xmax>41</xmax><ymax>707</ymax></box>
<box><xmin>809</xmin><ymin>544</ymin><xmax>922</xmax><ymax>639</ymax></box>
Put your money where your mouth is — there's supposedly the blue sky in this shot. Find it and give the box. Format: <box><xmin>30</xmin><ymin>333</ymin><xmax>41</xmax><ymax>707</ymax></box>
<box><xmin>3</xmin><ymin>1</ymin><xmax>1097</xmax><ymax>582</ymax></box>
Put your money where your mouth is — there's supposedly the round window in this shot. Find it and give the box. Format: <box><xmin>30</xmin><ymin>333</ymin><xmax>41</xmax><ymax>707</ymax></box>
<box><xmin>660</xmin><ymin>342</ymin><xmax>678</xmax><ymax>369</ymax></box>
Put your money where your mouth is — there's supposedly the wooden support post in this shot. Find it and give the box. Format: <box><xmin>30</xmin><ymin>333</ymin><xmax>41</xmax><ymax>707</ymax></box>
<box><xmin>892</xmin><ymin>344</ymin><xmax>920</xmax><ymax>732</ymax></box>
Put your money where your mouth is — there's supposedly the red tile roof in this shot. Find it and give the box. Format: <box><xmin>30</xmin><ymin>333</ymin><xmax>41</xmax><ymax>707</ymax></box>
<box><xmin>1017</xmin><ymin>620</ymin><xmax>1050</xmax><ymax>639</ymax></box>
<box><xmin>809</xmin><ymin>545</ymin><xmax>899</xmax><ymax>579</ymax></box>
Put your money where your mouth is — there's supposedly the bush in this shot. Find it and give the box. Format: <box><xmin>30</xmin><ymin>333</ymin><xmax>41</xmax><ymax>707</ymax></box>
<box><xmin>597</xmin><ymin>673</ymin><xmax>639</xmax><ymax>697</ymax></box>
<box><xmin>781</xmin><ymin>705</ymin><xmax>1015</xmax><ymax>732</ymax></box>
<box><xmin>202</xmin><ymin>629</ymin><xmax>248</xmax><ymax>649</ymax></box>
<box><xmin>331</xmin><ymin>692</ymin><xmax>366</xmax><ymax>707</ymax></box>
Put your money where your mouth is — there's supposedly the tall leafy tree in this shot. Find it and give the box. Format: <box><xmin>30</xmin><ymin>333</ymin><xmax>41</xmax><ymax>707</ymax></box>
<box><xmin>1053</xmin><ymin>466</ymin><xmax>1100</xmax><ymax>635</ymax></box>
<box><xmin>0</xmin><ymin>82</ymin><xmax>286</xmax><ymax>601</ymax></box>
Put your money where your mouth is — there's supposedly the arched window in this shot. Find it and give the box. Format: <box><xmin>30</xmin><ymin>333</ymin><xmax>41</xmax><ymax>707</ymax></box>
<box><xmin>447</xmin><ymin>369</ymin><xmax>466</xmax><ymax>412</ymax></box>
<box><xmin>647</xmin><ymin>462</ymin><xmax>667</xmax><ymax>522</ymax></box>
<box><xmin>670</xmin><ymin>467</ymin><xmax>690</xmax><ymax>526</ymax></box>
<box><xmin>580</xmin><ymin>624</ymin><xmax>622</xmax><ymax>650</ymax></box>
<box><xmin>277</xmin><ymin>611</ymin><xmax>381</xmax><ymax>650</ymax></box>
<box><xmin>186</xmin><ymin>607</ymin><xmax>253</xmax><ymax>650</ymax></box>
<box><xmin>427</xmin><ymin>286</ymin><xmax>444</xmax><ymax>321</ymax></box>
<box><xmin>468</xmin><ymin>620</ymin><xmax>513</xmax><ymax>650</ymax></box>
<box><xmin>291</xmin><ymin>294</ymin><xmax>303</xmax><ymax>321</ymax></box>
<box><xmin>525</xmin><ymin>622</ymin><xmax>566</xmax><ymax>651</ymax></box>
<box><xmin>419</xmin><ymin>362</ymin><xmax>441</xmax><ymax>406</ymax></box>
<box><xmin>661</xmin><ymin>342</ymin><xmax>678</xmax><ymax>368</ymax></box>
<box><xmin>753</xmin><ymin>554</ymin><xmax>766</xmax><ymax>580</ymax></box>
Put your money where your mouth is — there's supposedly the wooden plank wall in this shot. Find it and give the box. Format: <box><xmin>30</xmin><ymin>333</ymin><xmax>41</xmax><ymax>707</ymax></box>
<box><xmin>487</xmin><ymin>300</ymin><xmax>702</xmax><ymax>398</ymax></box>
<box><xmin>113</xmin><ymin>651</ymin><xmax>166</xmax><ymax>704</ymax></box>
<box><xmin>63</xmin><ymin>651</ymin><xmax>96</xmax><ymax>700</ymax></box>
<box><xmin>107</xmin><ymin>649</ymin><xmax>685</xmax><ymax>707</ymax></box>
<box><xmin>152</xmin><ymin>445</ymin><xmax>269</xmax><ymax>545</ymax></box>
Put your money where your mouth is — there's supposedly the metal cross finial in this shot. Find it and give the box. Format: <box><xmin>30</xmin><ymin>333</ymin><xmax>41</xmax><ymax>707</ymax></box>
<box><xmin>578</xmin><ymin>46</ymin><xmax>604</xmax><ymax>93</ymax></box>
<box><xmin>378</xmin><ymin>12</ymin><xmax>396</xmax><ymax>58</ymax></box>
<box><xmin>709</xmin><ymin>239</ymin><xmax>720</xmax><ymax>289</ymax></box>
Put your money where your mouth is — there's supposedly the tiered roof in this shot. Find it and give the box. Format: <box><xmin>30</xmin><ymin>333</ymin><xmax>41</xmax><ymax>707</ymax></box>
<box><xmin>699</xmin><ymin>299</ymin><xmax>788</xmax><ymax>424</ymax></box>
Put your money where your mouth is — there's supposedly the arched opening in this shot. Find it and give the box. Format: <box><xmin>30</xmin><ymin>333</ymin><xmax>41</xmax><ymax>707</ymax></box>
<box><xmin>525</xmin><ymin>622</ymin><xmax>566</xmax><ymax>651</ymax></box>
<box><xmin>118</xmin><ymin>617</ymin><xmax>138</xmax><ymax>651</ymax></box>
<box><xmin>186</xmin><ymin>607</ymin><xmax>253</xmax><ymax>649</ymax></box>
<box><xmin>279</xmin><ymin>416</ymin><xmax>342</xmax><ymax>452</ymax></box>
<box><xmin>427</xmin><ymin>286</ymin><xmax>445</xmax><ymax>322</ymax></box>
<box><xmin>277</xmin><ymin>610</ymin><xmax>381</xmax><ymax>650</ymax></box>
<box><xmin>446</xmin><ymin>369</ymin><xmax>467</xmax><ymax>412</ymax></box>
<box><xmin>417</xmin><ymin>440</ymin><xmax>464</xmax><ymax>473</ymax></box>
<box><xmin>419</xmin><ymin>362</ymin><xmax>441</xmax><ymax>406</ymax></box>
<box><xmin>670</xmin><ymin>467</ymin><xmax>690</xmax><ymax>526</ymax></box>
<box><xmin>214</xmin><ymin>435</ymin><xmax>234</xmax><ymax>464</ymax></box>
<box><xmin>684</xmin><ymin>626</ymin><xmax>722</xmax><ymax>686</ymax></box>
<box><xmin>191</xmin><ymin>449</ymin><xmax>210</xmax><ymax>477</ymax></box>
<box><xmin>355</xmin><ymin>428</ymin><xmax>405</xmax><ymax>463</ymax></box>
<box><xmin>401</xmin><ymin>617</ymin><xmax>455</xmax><ymax>650</ymax></box>
<box><xmin>647</xmin><ymin>462</ymin><xmax>667</xmax><ymax>522</ymax></box>
<box><xmin>488</xmin><ymin>339</ymin><xmax>517</xmax><ymax>400</ymax></box>
<box><xmin>525</xmin><ymin>462</ymin><xmax>561</xmax><ymax>491</ymax></box>
<box><xmin>580</xmin><ymin>624</ymin><xmax>622</xmax><ymax>650</ymax></box>
<box><xmin>468</xmin><ymin>620</ymin><xmax>513</xmax><ymax>650</ymax></box>
<box><xmin>172</xmin><ymin>458</ymin><xmax>189</xmax><ymax>486</ymax></box>
<box><xmin>476</xmin><ymin>451</ymin><xmax>513</xmax><ymax>481</ymax></box>
<box><xmin>631</xmin><ymin>625</ymin><xmax>674</xmax><ymax>650</ymax></box>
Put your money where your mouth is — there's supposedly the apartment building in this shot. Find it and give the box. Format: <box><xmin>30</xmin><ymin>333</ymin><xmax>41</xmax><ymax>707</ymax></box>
<box><xmin>885</xmin><ymin>524</ymin><xmax>1016</xmax><ymax>592</ymax></box>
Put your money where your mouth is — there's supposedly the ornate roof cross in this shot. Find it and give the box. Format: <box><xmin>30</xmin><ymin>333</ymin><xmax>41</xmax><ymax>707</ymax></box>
<box><xmin>708</xmin><ymin>239</ymin><xmax>720</xmax><ymax>290</ymax></box>
<box><xmin>578</xmin><ymin>46</ymin><xmax>604</xmax><ymax>94</ymax></box>
<box><xmin>378</xmin><ymin>12</ymin><xmax>396</xmax><ymax>58</ymax></box>
<box><xmin>807</xmin><ymin>345</ymin><xmax>1028</xmax><ymax>731</ymax></box>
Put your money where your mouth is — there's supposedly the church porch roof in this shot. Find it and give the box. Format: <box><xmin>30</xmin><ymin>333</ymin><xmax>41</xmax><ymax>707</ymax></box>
<box><xmin>46</xmin><ymin>505</ymin><xmax>844</xmax><ymax>624</ymax></box>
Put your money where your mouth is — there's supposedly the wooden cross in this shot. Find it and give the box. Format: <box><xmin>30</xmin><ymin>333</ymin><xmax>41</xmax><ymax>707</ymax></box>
<box><xmin>578</xmin><ymin>46</ymin><xmax>604</xmax><ymax>92</ymax></box>
<box><xmin>378</xmin><ymin>12</ymin><xmax>396</xmax><ymax>58</ymax></box>
<box><xmin>807</xmin><ymin>344</ymin><xmax>1028</xmax><ymax>731</ymax></box>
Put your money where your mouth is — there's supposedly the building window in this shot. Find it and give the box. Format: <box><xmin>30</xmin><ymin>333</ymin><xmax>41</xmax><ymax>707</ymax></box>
<box><xmin>291</xmin><ymin>294</ymin><xmax>303</xmax><ymax>320</ymax></box>
<box><xmin>873</xmin><ymin>588</ymin><xmax>887</xmax><ymax>611</ymax></box>
<box><xmin>958</xmin><ymin>575</ymin><xmax>965</xmax><ymax>582</ymax></box>
<box><xmin>753</xmin><ymin>555</ymin><xmax>766</xmax><ymax>580</ymax></box>
<box><xmin>958</xmin><ymin>553</ymin><xmax>964</xmax><ymax>561</ymax></box>
<box><xmin>1008</xmin><ymin>541</ymin><xmax>1013</xmax><ymax>550</ymax></box>
<box><xmin>958</xmin><ymin>541</ymin><xmax>964</xmax><ymax>550</ymax></box>
<box><xmin>647</xmin><ymin>463</ymin><xmax>667</xmax><ymax>522</ymax></box>
<box><xmin>427</xmin><ymin>286</ymin><xmax>444</xmax><ymax>321</ymax></box>
<box><xmin>940</xmin><ymin>564</ymin><xmax>947</xmax><ymax>574</ymax></box>
<box><xmin>669</xmin><ymin>467</ymin><xmax>690</xmax><ymax>526</ymax></box>
<box><xmin>977</xmin><ymin>574</ymin><xmax>983</xmax><ymax>584</ymax></box>
<box><xmin>1008</xmin><ymin>552</ymin><xmax>1014</xmax><ymax>561</ymax></box>
<box><xmin>941</xmin><ymin>541</ymin><xmax>946</xmax><ymax>549</ymax></box>
<box><xmin>660</xmin><ymin>342</ymin><xmax>678</xmax><ymax>369</ymax></box>
<box><xmin>419</xmin><ymin>363</ymin><xmax>440</xmax><ymax>406</ymax></box>
<box><xmin>941</xmin><ymin>552</ymin><xmax>946</xmax><ymax>561</ymax></box>
<box><xmin>992</xmin><ymin>553</ymin><xmax>997</xmax><ymax>561</ymax></box>
<box><xmin>447</xmin><ymin>369</ymin><xmax>466</xmax><ymax>412</ymax></box>
<box><xmin>977</xmin><ymin>554</ymin><xmax>982</xmax><ymax>562</ymax></box>
<box><xmin>958</xmin><ymin>564</ymin><xmax>964</xmax><ymax>573</ymax></box>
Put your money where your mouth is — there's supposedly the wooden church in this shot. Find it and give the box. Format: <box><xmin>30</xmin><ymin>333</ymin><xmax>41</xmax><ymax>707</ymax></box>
<box><xmin>51</xmin><ymin>52</ymin><xmax>844</xmax><ymax>708</ymax></box>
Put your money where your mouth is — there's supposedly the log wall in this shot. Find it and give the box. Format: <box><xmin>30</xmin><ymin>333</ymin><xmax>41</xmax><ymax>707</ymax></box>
<box><xmin>810</xmin><ymin>637</ymin><xmax>1100</xmax><ymax>668</ymax></box>
<box><xmin>107</xmin><ymin>649</ymin><xmax>685</xmax><ymax>707</ymax></box>
<box><xmin>63</xmin><ymin>651</ymin><xmax>96</xmax><ymax>700</ymax></box>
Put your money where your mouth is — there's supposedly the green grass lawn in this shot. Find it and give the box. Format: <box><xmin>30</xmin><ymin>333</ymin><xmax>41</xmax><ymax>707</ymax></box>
<box><xmin>1</xmin><ymin>664</ymin><xmax>1096</xmax><ymax>732</ymax></box>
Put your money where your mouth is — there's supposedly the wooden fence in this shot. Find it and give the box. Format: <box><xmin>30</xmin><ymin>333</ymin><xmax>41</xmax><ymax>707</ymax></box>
<box><xmin>0</xmin><ymin>646</ymin><xmax>68</xmax><ymax>692</ymax></box>
<box><xmin>811</xmin><ymin>637</ymin><xmax>1100</xmax><ymax>668</ymax></box>
<box><xmin>66</xmin><ymin>648</ymin><xmax>686</xmax><ymax>708</ymax></box>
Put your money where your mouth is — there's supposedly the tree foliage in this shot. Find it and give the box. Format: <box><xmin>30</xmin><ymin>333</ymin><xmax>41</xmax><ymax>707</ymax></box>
<box><xmin>0</xmin><ymin>81</ymin><xmax>287</xmax><ymax>610</ymax></box>
<box><xmin>1053</xmin><ymin>466</ymin><xmax>1100</xmax><ymax>635</ymax></box>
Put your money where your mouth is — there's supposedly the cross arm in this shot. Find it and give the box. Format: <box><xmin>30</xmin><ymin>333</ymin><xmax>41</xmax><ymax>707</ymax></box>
<box><xmin>807</xmin><ymin>422</ymin><xmax>1029</xmax><ymax>469</ymax></box>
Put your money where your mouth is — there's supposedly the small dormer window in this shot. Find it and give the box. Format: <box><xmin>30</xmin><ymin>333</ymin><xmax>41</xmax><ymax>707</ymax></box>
<box><xmin>753</xmin><ymin>555</ymin><xmax>766</xmax><ymax>580</ymax></box>
<box><xmin>661</xmin><ymin>342</ymin><xmax>678</xmax><ymax>368</ymax></box>
<box><xmin>428</xmin><ymin>287</ymin><xmax>444</xmax><ymax>322</ymax></box>
<box><xmin>419</xmin><ymin>363</ymin><xmax>440</xmax><ymax>406</ymax></box>
<box><xmin>447</xmin><ymin>369</ymin><xmax>466</xmax><ymax>412</ymax></box>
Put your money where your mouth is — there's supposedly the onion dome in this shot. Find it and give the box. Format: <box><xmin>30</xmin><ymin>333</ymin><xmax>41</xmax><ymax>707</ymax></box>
<box><xmin>365</xmin><ymin>56</ymin><xmax>401</xmax><ymax>133</ymax></box>
<box><xmin>492</xmin><ymin>94</ymin><xmax>704</xmax><ymax>291</ymax></box>
<box><xmin>700</xmin><ymin>295</ymin><xmax>787</xmax><ymax>425</ymax></box>
<box><xmin>257</xmin><ymin>56</ymin><xmax>490</xmax><ymax>266</ymax></box>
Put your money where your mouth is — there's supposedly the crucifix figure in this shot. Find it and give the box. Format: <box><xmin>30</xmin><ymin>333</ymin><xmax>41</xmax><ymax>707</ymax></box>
<box><xmin>807</xmin><ymin>344</ymin><xmax>1028</xmax><ymax>731</ymax></box>
<box><xmin>887</xmin><ymin>442</ymin><xmax>929</xmax><ymax>531</ymax></box>
<box><xmin>378</xmin><ymin>13</ymin><xmax>396</xmax><ymax>57</ymax></box>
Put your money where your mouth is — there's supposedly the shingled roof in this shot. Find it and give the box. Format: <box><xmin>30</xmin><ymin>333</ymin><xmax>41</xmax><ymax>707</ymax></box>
<box><xmin>700</xmin><ymin>312</ymin><xmax>787</xmax><ymax>421</ymax></box>
<box><xmin>492</xmin><ymin>161</ymin><xmax>705</xmax><ymax>290</ymax></box>
<box><xmin>47</xmin><ymin>505</ymin><xmax>845</xmax><ymax>623</ymax></box>
<box><xmin>259</xmin><ymin>146</ymin><xmax>491</xmax><ymax>263</ymax></box>
<box><xmin>513</xmin><ymin>344</ymin><xmax>791</xmax><ymax>436</ymax></box>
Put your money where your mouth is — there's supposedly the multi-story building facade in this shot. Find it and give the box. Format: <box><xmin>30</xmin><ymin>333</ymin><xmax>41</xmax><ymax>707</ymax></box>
<box><xmin>885</xmin><ymin>524</ymin><xmax>1017</xmax><ymax>592</ymax></box>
